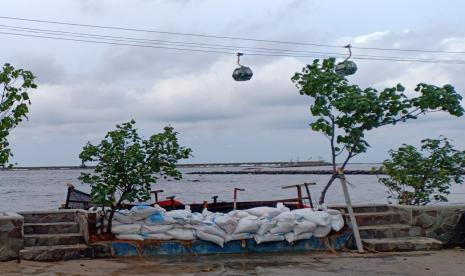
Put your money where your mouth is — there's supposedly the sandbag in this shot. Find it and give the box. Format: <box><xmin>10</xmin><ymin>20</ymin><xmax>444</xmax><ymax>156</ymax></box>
<box><xmin>112</xmin><ymin>223</ymin><xmax>141</xmax><ymax>235</ymax></box>
<box><xmin>254</xmin><ymin>233</ymin><xmax>285</xmax><ymax>244</ymax></box>
<box><xmin>202</xmin><ymin>208</ymin><xmax>212</xmax><ymax>217</ymax></box>
<box><xmin>212</xmin><ymin>214</ymin><xmax>238</xmax><ymax>234</ymax></box>
<box><xmin>234</xmin><ymin>217</ymin><xmax>260</xmax><ymax>234</ymax></box>
<box><xmin>276</xmin><ymin>202</ymin><xmax>290</xmax><ymax>213</ymax></box>
<box><xmin>195</xmin><ymin>221</ymin><xmax>227</xmax><ymax>238</ymax></box>
<box><xmin>141</xmin><ymin>224</ymin><xmax>174</xmax><ymax>234</ymax></box>
<box><xmin>130</xmin><ymin>205</ymin><xmax>162</xmax><ymax>220</ymax></box>
<box><xmin>225</xmin><ymin>233</ymin><xmax>253</xmax><ymax>243</ymax></box>
<box><xmin>246</xmin><ymin>207</ymin><xmax>282</xmax><ymax>218</ymax></box>
<box><xmin>293</xmin><ymin>220</ymin><xmax>317</xmax><ymax>235</ymax></box>
<box><xmin>116</xmin><ymin>234</ymin><xmax>144</xmax><ymax>241</ymax></box>
<box><xmin>191</xmin><ymin>212</ymin><xmax>204</xmax><ymax>225</ymax></box>
<box><xmin>144</xmin><ymin>233</ymin><xmax>173</xmax><ymax>240</ymax></box>
<box><xmin>227</xmin><ymin>210</ymin><xmax>249</xmax><ymax>219</ymax></box>
<box><xmin>145</xmin><ymin>212</ymin><xmax>177</xmax><ymax>225</ymax></box>
<box><xmin>285</xmin><ymin>232</ymin><xmax>313</xmax><ymax>243</ymax></box>
<box><xmin>113</xmin><ymin>210</ymin><xmax>135</xmax><ymax>224</ymax></box>
<box><xmin>274</xmin><ymin>211</ymin><xmax>295</xmax><ymax>223</ymax></box>
<box><xmin>313</xmin><ymin>225</ymin><xmax>332</xmax><ymax>238</ymax></box>
<box><xmin>327</xmin><ymin>209</ymin><xmax>344</xmax><ymax>231</ymax></box>
<box><xmin>292</xmin><ymin>210</ymin><xmax>330</xmax><ymax>226</ymax></box>
<box><xmin>257</xmin><ymin>217</ymin><xmax>275</xmax><ymax>236</ymax></box>
<box><xmin>196</xmin><ymin>230</ymin><xmax>224</xmax><ymax>247</ymax></box>
<box><xmin>167</xmin><ymin>228</ymin><xmax>196</xmax><ymax>240</ymax></box>
<box><xmin>166</xmin><ymin>208</ymin><xmax>192</xmax><ymax>225</ymax></box>
<box><xmin>269</xmin><ymin>221</ymin><xmax>294</xmax><ymax>234</ymax></box>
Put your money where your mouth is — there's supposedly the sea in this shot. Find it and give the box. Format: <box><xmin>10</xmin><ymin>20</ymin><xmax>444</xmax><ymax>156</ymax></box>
<box><xmin>1</xmin><ymin>164</ymin><xmax>464</xmax><ymax>212</ymax></box>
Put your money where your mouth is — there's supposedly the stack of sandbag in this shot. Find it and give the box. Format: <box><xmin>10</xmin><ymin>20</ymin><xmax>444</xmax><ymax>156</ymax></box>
<box><xmin>106</xmin><ymin>203</ymin><xmax>344</xmax><ymax>245</ymax></box>
<box><xmin>247</xmin><ymin>205</ymin><xmax>289</xmax><ymax>244</ymax></box>
<box><xmin>142</xmin><ymin>205</ymin><xmax>197</xmax><ymax>241</ymax></box>
<box><xmin>112</xmin><ymin>205</ymin><xmax>163</xmax><ymax>240</ymax></box>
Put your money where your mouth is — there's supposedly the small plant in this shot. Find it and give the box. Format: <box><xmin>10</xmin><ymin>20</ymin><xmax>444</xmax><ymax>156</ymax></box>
<box><xmin>379</xmin><ymin>138</ymin><xmax>465</xmax><ymax>205</ymax></box>
<box><xmin>292</xmin><ymin>58</ymin><xmax>464</xmax><ymax>204</ymax></box>
<box><xmin>79</xmin><ymin>120</ymin><xmax>192</xmax><ymax>233</ymax></box>
<box><xmin>0</xmin><ymin>63</ymin><xmax>37</xmax><ymax>166</ymax></box>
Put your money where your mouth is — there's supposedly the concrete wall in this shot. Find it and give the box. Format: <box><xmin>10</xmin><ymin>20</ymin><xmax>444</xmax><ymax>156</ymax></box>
<box><xmin>394</xmin><ymin>204</ymin><xmax>465</xmax><ymax>246</ymax></box>
<box><xmin>0</xmin><ymin>212</ymin><xmax>24</xmax><ymax>261</ymax></box>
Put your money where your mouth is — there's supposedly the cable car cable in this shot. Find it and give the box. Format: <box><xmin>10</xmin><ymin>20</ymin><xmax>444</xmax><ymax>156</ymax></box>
<box><xmin>1</xmin><ymin>15</ymin><xmax>465</xmax><ymax>55</ymax></box>
<box><xmin>0</xmin><ymin>30</ymin><xmax>464</xmax><ymax>65</ymax></box>
<box><xmin>0</xmin><ymin>25</ymin><xmax>463</xmax><ymax>64</ymax></box>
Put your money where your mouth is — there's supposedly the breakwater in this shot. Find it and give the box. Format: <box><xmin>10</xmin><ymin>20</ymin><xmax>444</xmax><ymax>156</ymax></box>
<box><xmin>188</xmin><ymin>170</ymin><xmax>382</xmax><ymax>175</ymax></box>
<box><xmin>0</xmin><ymin>161</ymin><xmax>330</xmax><ymax>171</ymax></box>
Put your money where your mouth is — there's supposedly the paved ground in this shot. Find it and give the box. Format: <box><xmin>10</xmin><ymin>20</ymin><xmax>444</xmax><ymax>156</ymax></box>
<box><xmin>1</xmin><ymin>249</ymin><xmax>465</xmax><ymax>275</ymax></box>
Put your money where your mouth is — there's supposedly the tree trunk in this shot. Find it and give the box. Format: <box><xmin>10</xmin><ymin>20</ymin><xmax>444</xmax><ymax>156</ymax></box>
<box><xmin>318</xmin><ymin>174</ymin><xmax>337</xmax><ymax>204</ymax></box>
<box><xmin>106</xmin><ymin>208</ymin><xmax>116</xmax><ymax>234</ymax></box>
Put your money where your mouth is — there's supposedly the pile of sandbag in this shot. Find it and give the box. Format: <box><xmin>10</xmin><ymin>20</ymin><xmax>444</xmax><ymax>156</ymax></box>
<box><xmin>99</xmin><ymin>203</ymin><xmax>345</xmax><ymax>246</ymax></box>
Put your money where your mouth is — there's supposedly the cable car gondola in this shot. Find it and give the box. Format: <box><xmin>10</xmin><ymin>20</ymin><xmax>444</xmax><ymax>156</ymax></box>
<box><xmin>335</xmin><ymin>44</ymin><xmax>357</xmax><ymax>76</ymax></box>
<box><xmin>232</xmin><ymin>53</ymin><xmax>253</xmax><ymax>81</ymax></box>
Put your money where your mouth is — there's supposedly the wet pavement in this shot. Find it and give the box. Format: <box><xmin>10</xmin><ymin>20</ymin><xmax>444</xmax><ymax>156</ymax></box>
<box><xmin>1</xmin><ymin>249</ymin><xmax>465</xmax><ymax>275</ymax></box>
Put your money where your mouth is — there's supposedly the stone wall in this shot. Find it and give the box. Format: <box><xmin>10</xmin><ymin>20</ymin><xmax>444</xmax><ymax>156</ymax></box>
<box><xmin>0</xmin><ymin>212</ymin><xmax>24</xmax><ymax>261</ymax></box>
<box><xmin>394</xmin><ymin>204</ymin><xmax>465</xmax><ymax>246</ymax></box>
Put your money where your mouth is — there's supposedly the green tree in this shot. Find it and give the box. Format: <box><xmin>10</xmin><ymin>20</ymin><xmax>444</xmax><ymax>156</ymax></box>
<box><xmin>79</xmin><ymin>120</ymin><xmax>192</xmax><ymax>233</ymax></box>
<box><xmin>0</xmin><ymin>63</ymin><xmax>37</xmax><ymax>166</ymax></box>
<box><xmin>291</xmin><ymin>58</ymin><xmax>464</xmax><ymax>204</ymax></box>
<box><xmin>379</xmin><ymin>138</ymin><xmax>465</xmax><ymax>205</ymax></box>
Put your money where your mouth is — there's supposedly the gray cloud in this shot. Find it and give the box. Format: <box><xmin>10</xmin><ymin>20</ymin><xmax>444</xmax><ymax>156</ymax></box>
<box><xmin>1</xmin><ymin>0</ymin><xmax>465</xmax><ymax>165</ymax></box>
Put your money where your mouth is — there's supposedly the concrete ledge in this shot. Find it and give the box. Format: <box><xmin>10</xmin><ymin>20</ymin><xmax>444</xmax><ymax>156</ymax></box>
<box><xmin>0</xmin><ymin>212</ymin><xmax>24</xmax><ymax>261</ymax></box>
<box><xmin>92</xmin><ymin>230</ymin><xmax>352</xmax><ymax>257</ymax></box>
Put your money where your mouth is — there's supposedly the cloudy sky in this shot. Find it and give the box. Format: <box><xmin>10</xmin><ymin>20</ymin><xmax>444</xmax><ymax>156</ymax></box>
<box><xmin>1</xmin><ymin>0</ymin><xmax>465</xmax><ymax>166</ymax></box>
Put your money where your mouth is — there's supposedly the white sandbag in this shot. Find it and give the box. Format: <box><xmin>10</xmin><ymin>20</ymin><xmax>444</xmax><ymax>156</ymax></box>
<box><xmin>276</xmin><ymin>202</ymin><xmax>290</xmax><ymax>213</ymax></box>
<box><xmin>145</xmin><ymin>212</ymin><xmax>177</xmax><ymax>225</ymax></box>
<box><xmin>179</xmin><ymin>224</ymin><xmax>195</xmax><ymax>229</ymax></box>
<box><xmin>293</xmin><ymin>221</ymin><xmax>317</xmax><ymax>235</ymax></box>
<box><xmin>285</xmin><ymin>232</ymin><xmax>313</xmax><ymax>243</ymax></box>
<box><xmin>112</xmin><ymin>223</ymin><xmax>141</xmax><ymax>235</ymax></box>
<box><xmin>234</xmin><ymin>217</ymin><xmax>260</xmax><ymax>234</ymax></box>
<box><xmin>269</xmin><ymin>221</ymin><xmax>295</xmax><ymax>234</ymax></box>
<box><xmin>141</xmin><ymin>224</ymin><xmax>174</xmax><ymax>234</ymax></box>
<box><xmin>313</xmin><ymin>225</ymin><xmax>332</xmax><ymax>238</ymax></box>
<box><xmin>116</xmin><ymin>234</ymin><xmax>144</xmax><ymax>241</ymax></box>
<box><xmin>274</xmin><ymin>211</ymin><xmax>295</xmax><ymax>223</ymax></box>
<box><xmin>191</xmin><ymin>212</ymin><xmax>204</xmax><ymax>225</ymax></box>
<box><xmin>212</xmin><ymin>214</ymin><xmax>238</xmax><ymax>234</ymax></box>
<box><xmin>254</xmin><ymin>233</ymin><xmax>285</xmax><ymax>244</ymax></box>
<box><xmin>195</xmin><ymin>221</ymin><xmax>227</xmax><ymax>238</ymax></box>
<box><xmin>130</xmin><ymin>205</ymin><xmax>162</xmax><ymax>220</ymax></box>
<box><xmin>144</xmin><ymin>233</ymin><xmax>173</xmax><ymax>240</ymax></box>
<box><xmin>202</xmin><ymin>208</ymin><xmax>212</xmax><ymax>217</ymax></box>
<box><xmin>292</xmin><ymin>210</ymin><xmax>330</xmax><ymax>226</ymax></box>
<box><xmin>327</xmin><ymin>209</ymin><xmax>344</xmax><ymax>232</ymax></box>
<box><xmin>227</xmin><ymin>210</ymin><xmax>250</xmax><ymax>219</ymax></box>
<box><xmin>167</xmin><ymin>228</ymin><xmax>196</xmax><ymax>240</ymax></box>
<box><xmin>166</xmin><ymin>208</ymin><xmax>192</xmax><ymax>225</ymax></box>
<box><xmin>113</xmin><ymin>209</ymin><xmax>135</xmax><ymax>224</ymax></box>
<box><xmin>246</xmin><ymin>207</ymin><xmax>282</xmax><ymax>218</ymax></box>
<box><xmin>257</xmin><ymin>217</ymin><xmax>276</xmax><ymax>236</ymax></box>
<box><xmin>225</xmin><ymin>233</ymin><xmax>253</xmax><ymax>243</ymax></box>
<box><xmin>196</xmin><ymin>230</ymin><xmax>224</xmax><ymax>247</ymax></box>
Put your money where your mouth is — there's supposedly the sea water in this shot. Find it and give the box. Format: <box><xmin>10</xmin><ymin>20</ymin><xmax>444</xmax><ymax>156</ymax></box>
<box><xmin>1</xmin><ymin>164</ymin><xmax>464</xmax><ymax>212</ymax></box>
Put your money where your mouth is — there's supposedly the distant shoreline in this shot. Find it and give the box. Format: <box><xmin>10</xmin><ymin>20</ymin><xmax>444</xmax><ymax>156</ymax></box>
<box><xmin>0</xmin><ymin>160</ymin><xmax>333</xmax><ymax>171</ymax></box>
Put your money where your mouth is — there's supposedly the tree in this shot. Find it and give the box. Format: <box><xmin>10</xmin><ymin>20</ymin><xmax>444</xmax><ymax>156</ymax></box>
<box><xmin>0</xmin><ymin>63</ymin><xmax>37</xmax><ymax>166</ymax></box>
<box><xmin>79</xmin><ymin>120</ymin><xmax>192</xmax><ymax>233</ymax></box>
<box><xmin>379</xmin><ymin>138</ymin><xmax>465</xmax><ymax>205</ymax></box>
<box><xmin>291</xmin><ymin>58</ymin><xmax>464</xmax><ymax>204</ymax></box>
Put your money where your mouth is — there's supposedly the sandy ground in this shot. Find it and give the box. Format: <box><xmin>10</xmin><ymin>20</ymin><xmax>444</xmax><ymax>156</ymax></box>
<box><xmin>1</xmin><ymin>249</ymin><xmax>465</xmax><ymax>276</ymax></box>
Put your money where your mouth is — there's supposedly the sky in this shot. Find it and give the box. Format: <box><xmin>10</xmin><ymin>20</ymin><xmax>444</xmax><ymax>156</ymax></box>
<box><xmin>1</xmin><ymin>0</ymin><xmax>465</xmax><ymax>166</ymax></box>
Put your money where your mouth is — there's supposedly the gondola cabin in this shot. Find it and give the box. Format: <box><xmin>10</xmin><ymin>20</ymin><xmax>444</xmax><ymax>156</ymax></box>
<box><xmin>335</xmin><ymin>60</ymin><xmax>357</xmax><ymax>76</ymax></box>
<box><xmin>232</xmin><ymin>66</ymin><xmax>253</xmax><ymax>81</ymax></box>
